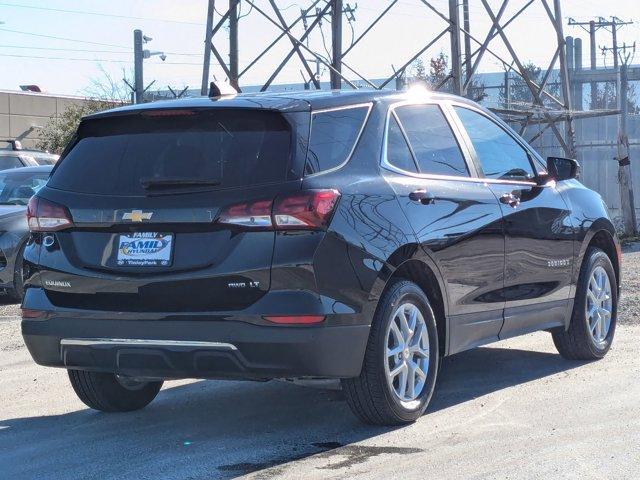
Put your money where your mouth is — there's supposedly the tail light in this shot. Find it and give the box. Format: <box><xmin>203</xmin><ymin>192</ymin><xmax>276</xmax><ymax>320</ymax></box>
<box><xmin>27</xmin><ymin>196</ymin><xmax>74</xmax><ymax>232</ymax></box>
<box><xmin>272</xmin><ymin>189</ymin><xmax>340</xmax><ymax>230</ymax></box>
<box><xmin>217</xmin><ymin>199</ymin><xmax>273</xmax><ymax>228</ymax></box>
<box><xmin>218</xmin><ymin>189</ymin><xmax>340</xmax><ymax>231</ymax></box>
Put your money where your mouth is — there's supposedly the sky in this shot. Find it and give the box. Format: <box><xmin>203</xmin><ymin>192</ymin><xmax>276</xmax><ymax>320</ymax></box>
<box><xmin>0</xmin><ymin>0</ymin><xmax>639</xmax><ymax>97</ymax></box>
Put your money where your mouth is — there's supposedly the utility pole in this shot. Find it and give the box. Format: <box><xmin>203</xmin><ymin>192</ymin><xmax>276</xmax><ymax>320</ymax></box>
<box><xmin>134</xmin><ymin>29</ymin><xmax>144</xmax><ymax>104</ymax></box>
<box><xmin>330</xmin><ymin>0</ymin><xmax>343</xmax><ymax>89</ymax></box>
<box><xmin>132</xmin><ymin>29</ymin><xmax>166</xmax><ymax>104</ymax></box>
<box><xmin>617</xmin><ymin>61</ymin><xmax>637</xmax><ymax>235</ymax></box>
<box><xmin>448</xmin><ymin>0</ymin><xmax>462</xmax><ymax>95</ymax></box>
<box><xmin>228</xmin><ymin>0</ymin><xmax>239</xmax><ymax>90</ymax></box>
<box><xmin>589</xmin><ymin>20</ymin><xmax>597</xmax><ymax>108</ymax></box>
<box><xmin>568</xmin><ymin>16</ymin><xmax>633</xmax><ymax>109</ymax></box>
<box><xmin>201</xmin><ymin>0</ymin><xmax>215</xmax><ymax>95</ymax></box>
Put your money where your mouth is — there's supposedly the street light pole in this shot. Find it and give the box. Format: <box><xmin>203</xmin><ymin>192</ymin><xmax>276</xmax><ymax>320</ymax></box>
<box><xmin>134</xmin><ymin>29</ymin><xmax>144</xmax><ymax>104</ymax></box>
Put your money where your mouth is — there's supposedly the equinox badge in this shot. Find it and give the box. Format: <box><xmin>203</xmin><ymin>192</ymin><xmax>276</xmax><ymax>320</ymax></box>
<box><xmin>122</xmin><ymin>210</ymin><xmax>153</xmax><ymax>222</ymax></box>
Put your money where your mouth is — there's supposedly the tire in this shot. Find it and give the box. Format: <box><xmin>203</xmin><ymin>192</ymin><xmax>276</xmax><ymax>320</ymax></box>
<box><xmin>341</xmin><ymin>279</ymin><xmax>439</xmax><ymax>425</ymax></box>
<box><xmin>68</xmin><ymin>370</ymin><xmax>163</xmax><ymax>412</ymax></box>
<box><xmin>552</xmin><ymin>247</ymin><xmax>618</xmax><ymax>360</ymax></box>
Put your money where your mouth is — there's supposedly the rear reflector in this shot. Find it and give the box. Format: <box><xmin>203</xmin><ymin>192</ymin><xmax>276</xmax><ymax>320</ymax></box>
<box><xmin>21</xmin><ymin>308</ymin><xmax>47</xmax><ymax>319</ymax></box>
<box><xmin>27</xmin><ymin>196</ymin><xmax>74</xmax><ymax>232</ymax></box>
<box><xmin>217</xmin><ymin>189</ymin><xmax>340</xmax><ymax>231</ymax></box>
<box><xmin>264</xmin><ymin>315</ymin><xmax>325</xmax><ymax>325</ymax></box>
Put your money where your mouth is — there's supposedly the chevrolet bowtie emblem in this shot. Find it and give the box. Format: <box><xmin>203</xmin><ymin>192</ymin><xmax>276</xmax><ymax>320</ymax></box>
<box><xmin>122</xmin><ymin>210</ymin><xmax>153</xmax><ymax>222</ymax></box>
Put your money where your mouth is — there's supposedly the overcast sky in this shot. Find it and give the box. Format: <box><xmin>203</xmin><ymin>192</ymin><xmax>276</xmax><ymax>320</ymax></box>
<box><xmin>0</xmin><ymin>0</ymin><xmax>638</xmax><ymax>96</ymax></box>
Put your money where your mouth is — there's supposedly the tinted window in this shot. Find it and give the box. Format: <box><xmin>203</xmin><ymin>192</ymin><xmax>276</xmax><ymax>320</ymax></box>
<box><xmin>386</xmin><ymin>114</ymin><xmax>417</xmax><ymax>173</ymax></box>
<box><xmin>0</xmin><ymin>170</ymin><xmax>49</xmax><ymax>205</ymax></box>
<box><xmin>394</xmin><ymin>105</ymin><xmax>468</xmax><ymax>177</ymax></box>
<box><xmin>0</xmin><ymin>155</ymin><xmax>26</xmax><ymax>170</ymax></box>
<box><xmin>455</xmin><ymin>107</ymin><xmax>534</xmax><ymax>181</ymax></box>
<box><xmin>49</xmin><ymin>110</ymin><xmax>291</xmax><ymax>195</ymax></box>
<box><xmin>305</xmin><ymin>106</ymin><xmax>369</xmax><ymax>175</ymax></box>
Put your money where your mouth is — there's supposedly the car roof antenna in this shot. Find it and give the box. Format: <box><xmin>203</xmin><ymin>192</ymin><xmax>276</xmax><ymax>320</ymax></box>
<box><xmin>208</xmin><ymin>81</ymin><xmax>238</xmax><ymax>98</ymax></box>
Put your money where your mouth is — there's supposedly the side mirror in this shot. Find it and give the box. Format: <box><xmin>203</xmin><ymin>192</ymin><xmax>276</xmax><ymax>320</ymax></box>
<box><xmin>547</xmin><ymin>156</ymin><xmax>579</xmax><ymax>181</ymax></box>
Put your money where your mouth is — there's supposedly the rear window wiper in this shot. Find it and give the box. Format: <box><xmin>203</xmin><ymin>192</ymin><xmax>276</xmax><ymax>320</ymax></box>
<box><xmin>141</xmin><ymin>177</ymin><xmax>221</xmax><ymax>189</ymax></box>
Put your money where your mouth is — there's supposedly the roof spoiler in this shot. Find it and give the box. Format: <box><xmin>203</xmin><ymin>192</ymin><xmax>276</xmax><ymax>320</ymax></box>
<box><xmin>208</xmin><ymin>81</ymin><xmax>238</xmax><ymax>98</ymax></box>
<box><xmin>1</xmin><ymin>139</ymin><xmax>22</xmax><ymax>150</ymax></box>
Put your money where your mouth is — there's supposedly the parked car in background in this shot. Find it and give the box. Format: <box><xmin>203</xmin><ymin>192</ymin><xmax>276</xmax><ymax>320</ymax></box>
<box><xmin>21</xmin><ymin>90</ymin><xmax>619</xmax><ymax>425</ymax></box>
<box><xmin>0</xmin><ymin>149</ymin><xmax>39</xmax><ymax>170</ymax></box>
<box><xmin>0</xmin><ymin>165</ymin><xmax>52</xmax><ymax>301</ymax></box>
<box><xmin>1</xmin><ymin>139</ymin><xmax>59</xmax><ymax>167</ymax></box>
<box><xmin>27</xmin><ymin>151</ymin><xmax>59</xmax><ymax>166</ymax></box>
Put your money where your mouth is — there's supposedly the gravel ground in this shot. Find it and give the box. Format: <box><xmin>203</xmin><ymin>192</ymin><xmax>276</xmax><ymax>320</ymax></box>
<box><xmin>619</xmin><ymin>242</ymin><xmax>640</xmax><ymax>324</ymax></box>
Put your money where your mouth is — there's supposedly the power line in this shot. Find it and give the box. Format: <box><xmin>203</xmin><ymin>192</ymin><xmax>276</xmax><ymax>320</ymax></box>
<box><xmin>0</xmin><ymin>44</ymin><xmax>202</xmax><ymax>57</ymax></box>
<box><xmin>0</xmin><ymin>52</ymin><xmax>206</xmax><ymax>65</ymax></box>
<box><xmin>0</xmin><ymin>2</ymin><xmax>204</xmax><ymax>26</ymax></box>
<box><xmin>0</xmin><ymin>27</ymin><xmax>129</xmax><ymax>49</ymax></box>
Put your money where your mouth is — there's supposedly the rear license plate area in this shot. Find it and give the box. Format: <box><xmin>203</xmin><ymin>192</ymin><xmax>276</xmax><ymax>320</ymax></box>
<box><xmin>117</xmin><ymin>232</ymin><xmax>173</xmax><ymax>267</ymax></box>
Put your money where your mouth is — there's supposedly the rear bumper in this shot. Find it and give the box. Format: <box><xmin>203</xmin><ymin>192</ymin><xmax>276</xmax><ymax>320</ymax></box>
<box><xmin>22</xmin><ymin>316</ymin><xmax>370</xmax><ymax>380</ymax></box>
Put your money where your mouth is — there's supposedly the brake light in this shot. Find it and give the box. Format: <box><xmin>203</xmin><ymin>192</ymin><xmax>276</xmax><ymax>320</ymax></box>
<box><xmin>27</xmin><ymin>196</ymin><xmax>74</xmax><ymax>232</ymax></box>
<box><xmin>273</xmin><ymin>189</ymin><xmax>340</xmax><ymax>230</ymax></box>
<box><xmin>217</xmin><ymin>189</ymin><xmax>340</xmax><ymax>231</ymax></box>
<box><xmin>264</xmin><ymin>315</ymin><xmax>325</xmax><ymax>325</ymax></box>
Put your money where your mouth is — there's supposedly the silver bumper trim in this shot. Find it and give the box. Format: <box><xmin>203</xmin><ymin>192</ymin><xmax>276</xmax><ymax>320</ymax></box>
<box><xmin>60</xmin><ymin>338</ymin><xmax>238</xmax><ymax>351</ymax></box>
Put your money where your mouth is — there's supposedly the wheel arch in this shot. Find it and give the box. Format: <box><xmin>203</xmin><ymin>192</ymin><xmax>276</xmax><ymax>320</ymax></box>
<box><xmin>579</xmin><ymin>222</ymin><xmax>621</xmax><ymax>290</ymax></box>
<box><xmin>378</xmin><ymin>253</ymin><xmax>449</xmax><ymax>357</ymax></box>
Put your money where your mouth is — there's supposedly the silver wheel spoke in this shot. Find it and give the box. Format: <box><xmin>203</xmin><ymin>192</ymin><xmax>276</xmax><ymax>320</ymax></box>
<box><xmin>385</xmin><ymin>303</ymin><xmax>430</xmax><ymax>403</ymax></box>
<box><xmin>585</xmin><ymin>266</ymin><xmax>613</xmax><ymax>346</ymax></box>
<box><xmin>387</xmin><ymin>345</ymin><xmax>403</xmax><ymax>358</ymax></box>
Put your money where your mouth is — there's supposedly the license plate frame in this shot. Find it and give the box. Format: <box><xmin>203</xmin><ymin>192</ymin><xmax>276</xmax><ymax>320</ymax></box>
<box><xmin>116</xmin><ymin>232</ymin><xmax>174</xmax><ymax>267</ymax></box>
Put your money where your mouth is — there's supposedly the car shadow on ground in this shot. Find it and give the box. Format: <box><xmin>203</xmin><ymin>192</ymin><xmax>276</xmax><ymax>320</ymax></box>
<box><xmin>0</xmin><ymin>345</ymin><xmax>588</xmax><ymax>479</ymax></box>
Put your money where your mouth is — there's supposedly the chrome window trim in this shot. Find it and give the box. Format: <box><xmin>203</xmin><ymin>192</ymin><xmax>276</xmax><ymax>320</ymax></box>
<box><xmin>60</xmin><ymin>338</ymin><xmax>238</xmax><ymax>351</ymax></box>
<box><xmin>304</xmin><ymin>102</ymin><xmax>373</xmax><ymax>178</ymax></box>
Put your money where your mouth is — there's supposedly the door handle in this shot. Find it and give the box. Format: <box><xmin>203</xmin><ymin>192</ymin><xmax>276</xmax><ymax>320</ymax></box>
<box><xmin>499</xmin><ymin>192</ymin><xmax>520</xmax><ymax>208</ymax></box>
<box><xmin>409</xmin><ymin>189</ymin><xmax>435</xmax><ymax>205</ymax></box>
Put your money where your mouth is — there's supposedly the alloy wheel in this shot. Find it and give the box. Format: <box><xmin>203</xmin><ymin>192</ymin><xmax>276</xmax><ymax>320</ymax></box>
<box><xmin>384</xmin><ymin>302</ymin><xmax>430</xmax><ymax>403</ymax></box>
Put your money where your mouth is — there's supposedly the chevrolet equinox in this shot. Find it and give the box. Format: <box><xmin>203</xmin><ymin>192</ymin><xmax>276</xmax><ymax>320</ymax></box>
<box><xmin>21</xmin><ymin>89</ymin><xmax>620</xmax><ymax>425</ymax></box>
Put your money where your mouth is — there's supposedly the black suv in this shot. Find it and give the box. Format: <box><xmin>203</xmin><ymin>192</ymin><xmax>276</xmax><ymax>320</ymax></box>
<box><xmin>21</xmin><ymin>90</ymin><xmax>620</xmax><ymax>425</ymax></box>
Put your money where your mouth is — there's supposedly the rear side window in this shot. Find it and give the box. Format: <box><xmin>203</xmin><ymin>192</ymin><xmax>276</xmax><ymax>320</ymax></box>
<box><xmin>48</xmin><ymin>109</ymin><xmax>291</xmax><ymax>195</ymax></box>
<box><xmin>304</xmin><ymin>105</ymin><xmax>369</xmax><ymax>175</ymax></box>
<box><xmin>394</xmin><ymin>105</ymin><xmax>469</xmax><ymax>177</ymax></box>
<box><xmin>454</xmin><ymin>107</ymin><xmax>535</xmax><ymax>181</ymax></box>
<box><xmin>386</xmin><ymin>114</ymin><xmax>418</xmax><ymax>173</ymax></box>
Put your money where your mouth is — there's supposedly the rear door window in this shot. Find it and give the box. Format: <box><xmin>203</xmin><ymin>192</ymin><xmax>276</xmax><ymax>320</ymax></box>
<box><xmin>394</xmin><ymin>104</ymin><xmax>469</xmax><ymax>177</ymax></box>
<box><xmin>305</xmin><ymin>105</ymin><xmax>370</xmax><ymax>175</ymax></box>
<box><xmin>386</xmin><ymin>114</ymin><xmax>418</xmax><ymax>173</ymax></box>
<box><xmin>48</xmin><ymin>109</ymin><xmax>292</xmax><ymax>195</ymax></box>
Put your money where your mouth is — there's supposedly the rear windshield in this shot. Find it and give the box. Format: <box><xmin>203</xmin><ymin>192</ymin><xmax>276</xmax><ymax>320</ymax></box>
<box><xmin>48</xmin><ymin>109</ymin><xmax>292</xmax><ymax>195</ymax></box>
